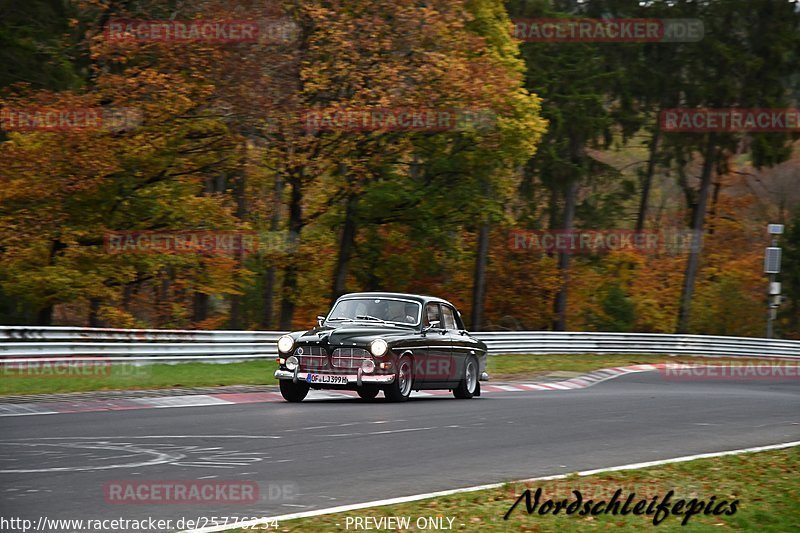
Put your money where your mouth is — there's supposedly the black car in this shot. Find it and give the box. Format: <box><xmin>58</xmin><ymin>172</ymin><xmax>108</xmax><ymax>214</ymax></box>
<box><xmin>274</xmin><ymin>292</ymin><xmax>489</xmax><ymax>402</ymax></box>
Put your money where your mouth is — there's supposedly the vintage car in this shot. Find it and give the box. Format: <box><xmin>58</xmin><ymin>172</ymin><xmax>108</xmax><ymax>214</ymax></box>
<box><xmin>274</xmin><ymin>292</ymin><xmax>489</xmax><ymax>402</ymax></box>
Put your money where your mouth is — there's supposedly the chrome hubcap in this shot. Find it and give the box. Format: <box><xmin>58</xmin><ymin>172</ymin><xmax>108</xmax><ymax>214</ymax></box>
<box><xmin>466</xmin><ymin>361</ymin><xmax>477</xmax><ymax>393</ymax></box>
<box><xmin>398</xmin><ymin>361</ymin><xmax>412</xmax><ymax>396</ymax></box>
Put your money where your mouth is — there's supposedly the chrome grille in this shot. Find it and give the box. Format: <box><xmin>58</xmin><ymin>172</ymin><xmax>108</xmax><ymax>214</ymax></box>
<box><xmin>294</xmin><ymin>346</ymin><xmax>328</xmax><ymax>371</ymax></box>
<box><xmin>332</xmin><ymin>347</ymin><xmax>371</xmax><ymax>369</ymax></box>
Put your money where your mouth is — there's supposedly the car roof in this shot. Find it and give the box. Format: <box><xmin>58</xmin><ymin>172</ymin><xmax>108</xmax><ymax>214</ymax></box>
<box><xmin>335</xmin><ymin>292</ymin><xmax>453</xmax><ymax>307</ymax></box>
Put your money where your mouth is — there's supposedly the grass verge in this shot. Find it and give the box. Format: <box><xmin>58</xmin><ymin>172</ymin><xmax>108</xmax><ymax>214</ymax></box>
<box><xmin>486</xmin><ymin>354</ymin><xmax>780</xmax><ymax>381</ymax></box>
<box><xmin>234</xmin><ymin>445</ymin><xmax>800</xmax><ymax>532</ymax></box>
<box><xmin>0</xmin><ymin>359</ymin><xmax>279</xmax><ymax>396</ymax></box>
<box><xmin>0</xmin><ymin>354</ymin><xmax>785</xmax><ymax>396</ymax></box>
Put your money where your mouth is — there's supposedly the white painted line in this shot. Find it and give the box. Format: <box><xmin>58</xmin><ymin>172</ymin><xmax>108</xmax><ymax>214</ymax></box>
<box><xmin>541</xmin><ymin>382</ymin><xmax>572</xmax><ymax>390</ymax></box>
<box><xmin>368</xmin><ymin>427</ymin><xmax>435</xmax><ymax>436</ymax></box>
<box><xmin>564</xmin><ymin>379</ymin><xmax>592</xmax><ymax>387</ymax></box>
<box><xmin>516</xmin><ymin>384</ymin><xmax>550</xmax><ymax>390</ymax></box>
<box><xmin>0</xmin><ymin>405</ymin><xmax>59</xmax><ymax>417</ymax></box>
<box><xmin>132</xmin><ymin>395</ymin><xmax>233</xmax><ymax>408</ymax></box>
<box><xmin>0</xmin><ymin>410</ymin><xmax>60</xmax><ymax>418</ymax></box>
<box><xmin>494</xmin><ymin>385</ymin><xmax>524</xmax><ymax>392</ymax></box>
<box><xmin>178</xmin><ymin>439</ymin><xmax>800</xmax><ymax>533</ymax></box>
<box><xmin>590</xmin><ymin>369</ymin><xmax>621</xmax><ymax>377</ymax></box>
<box><xmin>577</xmin><ymin>366</ymin><xmax>656</xmax><ymax>387</ymax></box>
<box><xmin>574</xmin><ymin>440</ymin><xmax>800</xmax><ymax>475</ymax></box>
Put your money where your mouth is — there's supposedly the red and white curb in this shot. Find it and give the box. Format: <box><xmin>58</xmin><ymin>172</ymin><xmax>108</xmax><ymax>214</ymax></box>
<box><xmin>0</xmin><ymin>363</ymin><xmax>663</xmax><ymax>417</ymax></box>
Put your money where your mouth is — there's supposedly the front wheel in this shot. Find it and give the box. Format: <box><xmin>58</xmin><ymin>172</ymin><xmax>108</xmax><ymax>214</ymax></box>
<box><xmin>453</xmin><ymin>356</ymin><xmax>478</xmax><ymax>399</ymax></box>
<box><xmin>279</xmin><ymin>379</ymin><xmax>310</xmax><ymax>402</ymax></box>
<box><xmin>384</xmin><ymin>356</ymin><xmax>413</xmax><ymax>402</ymax></box>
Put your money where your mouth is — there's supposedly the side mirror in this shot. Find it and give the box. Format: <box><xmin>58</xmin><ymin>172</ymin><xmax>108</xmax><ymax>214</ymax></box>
<box><xmin>422</xmin><ymin>320</ymin><xmax>441</xmax><ymax>333</ymax></box>
<box><xmin>317</xmin><ymin>315</ymin><xmax>326</xmax><ymax>327</ymax></box>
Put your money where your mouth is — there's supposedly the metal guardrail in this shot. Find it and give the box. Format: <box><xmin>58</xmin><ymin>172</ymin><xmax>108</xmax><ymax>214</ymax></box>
<box><xmin>475</xmin><ymin>331</ymin><xmax>800</xmax><ymax>359</ymax></box>
<box><xmin>0</xmin><ymin>326</ymin><xmax>799</xmax><ymax>364</ymax></box>
<box><xmin>0</xmin><ymin>327</ymin><xmax>282</xmax><ymax>363</ymax></box>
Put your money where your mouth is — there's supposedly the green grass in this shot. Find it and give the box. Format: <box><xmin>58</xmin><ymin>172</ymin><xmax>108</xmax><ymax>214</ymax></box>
<box><xmin>0</xmin><ymin>359</ymin><xmax>279</xmax><ymax>396</ymax></box>
<box><xmin>485</xmin><ymin>354</ymin><xmax>776</xmax><ymax>381</ymax></box>
<box><xmin>235</xmin><ymin>446</ymin><xmax>800</xmax><ymax>532</ymax></box>
<box><xmin>0</xmin><ymin>353</ymin><xmax>782</xmax><ymax>396</ymax></box>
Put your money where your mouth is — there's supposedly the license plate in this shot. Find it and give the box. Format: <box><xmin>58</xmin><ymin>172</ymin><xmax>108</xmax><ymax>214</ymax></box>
<box><xmin>306</xmin><ymin>374</ymin><xmax>348</xmax><ymax>385</ymax></box>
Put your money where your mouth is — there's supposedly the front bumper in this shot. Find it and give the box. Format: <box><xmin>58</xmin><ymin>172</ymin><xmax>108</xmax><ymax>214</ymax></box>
<box><xmin>274</xmin><ymin>369</ymin><xmax>396</xmax><ymax>386</ymax></box>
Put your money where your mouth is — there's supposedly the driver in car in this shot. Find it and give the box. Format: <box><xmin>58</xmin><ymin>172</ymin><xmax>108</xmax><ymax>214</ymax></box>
<box><xmin>384</xmin><ymin>301</ymin><xmax>417</xmax><ymax>323</ymax></box>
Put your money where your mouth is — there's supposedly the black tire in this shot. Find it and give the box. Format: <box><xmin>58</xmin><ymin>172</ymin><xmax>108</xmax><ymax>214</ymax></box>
<box><xmin>279</xmin><ymin>379</ymin><xmax>310</xmax><ymax>402</ymax></box>
<box><xmin>384</xmin><ymin>356</ymin><xmax>413</xmax><ymax>402</ymax></box>
<box><xmin>357</xmin><ymin>385</ymin><xmax>380</xmax><ymax>401</ymax></box>
<box><xmin>453</xmin><ymin>356</ymin><xmax>478</xmax><ymax>399</ymax></box>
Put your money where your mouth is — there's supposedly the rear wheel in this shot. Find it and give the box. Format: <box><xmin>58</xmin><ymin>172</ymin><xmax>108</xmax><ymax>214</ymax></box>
<box><xmin>357</xmin><ymin>385</ymin><xmax>380</xmax><ymax>401</ymax></box>
<box><xmin>279</xmin><ymin>379</ymin><xmax>310</xmax><ymax>402</ymax></box>
<box><xmin>453</xmin><ymin>356</ymin><xmax>478</xmax><ymax>399</ymax></box>
<box><xmin>384</xmin><ymin>356</ymin><xmax>413</xmax><ymax>402</ymax></box>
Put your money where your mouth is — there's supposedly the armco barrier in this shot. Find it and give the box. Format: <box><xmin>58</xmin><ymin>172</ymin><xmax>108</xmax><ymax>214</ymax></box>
<box><xmin>0</xmin><ymin>326</ymin><xmax>798</xmax><ymax>364</ymax></box>
<box><xmin>0</xmin><ymin>327</ymin><xmax>282</xmax><ymax>363</ymax></box>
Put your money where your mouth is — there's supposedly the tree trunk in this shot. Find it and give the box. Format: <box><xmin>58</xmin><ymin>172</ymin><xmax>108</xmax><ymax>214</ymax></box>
<box><xmin>193</xmin><ymin>290</ymin><xmax>209</xmax><ymax>324</ymax></box>
<box><xmin>190</xmin><ymin>176</ymin><xmax>218</xmax><ymax>327</ymax></box>
<box><xmin>548</xmin><ymin>187</ymin><xmax>560</xmax><ymax>230</ymax></box>
<box><xmin>278</xmin><ymin>265</ymin><xmax>297</xmax><ymax>330</ymax></box>
<box><xmin>229</xmin><ymin>171</ymin><xmax>247</xmax><ymax>330</ymax></box>
<box><xmin>635</xmin><ymin>128</ymin><xmax>660</xmax><ymax>232</ymax></box>
<box><xmin>36</xmin><ymin>239</ymin><xmax>65</xmax><ymax>326</ymax></box>
<box><xmin>88</xmin><ymin>298</ymin><xmax>101</xmax><ymax>327</ymax></box>
<box><xmin>228</xmin><ymin>283</ymin><xmax>242</xmax><ymax>329</ymax></box>
<box><xmin>261</xmin><ymin>268</ymin><xmax>277</xmax><ymax>329</ymax></box>
<box><xmin>676</xmin><ymin>135</ymin><xmax>717</xmax><ymax>333</ymax></box>
<box><xmin>330</xmin><ymin>194</ymin><xmax>358</xmax><ymax>306</ymax></box>
<box><xmin>260</xmin><ymin>176</ymin><xmax>284</xmax><ymax>330</ymax></box>
<box><xmin>552</xmin><ymin>179</ymin><xmax>578</xmax><ymax>331</ymax></box>
<box><xmin>36</xmin><ymin>306</ymin><xmax>53</xmax><ymax>326</ymax></box>
<box><xmin>122</xmin><ymin>282</ymin><xmax>134</xmax><ymax>312</ymax></box>
<box><xmin>278</xmin><ymin>176</ymin><xmax>303</xmax><ymax>330</ymax></box>
<box><xmin>707</xmin><ymin>179</ymin><xmax>723</xmax><ymax>236</ymax></box>
<box><xmin>470</xmin><ymin>222</ymin><xmax>490</xmax><ymax>330</ymax></box>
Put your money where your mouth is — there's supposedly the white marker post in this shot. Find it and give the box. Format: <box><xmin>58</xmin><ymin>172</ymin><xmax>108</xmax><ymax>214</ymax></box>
<box><xmin>764</xmin><ymin>224</ymin><xmax>784</xmax><ymax>338</ymax></box>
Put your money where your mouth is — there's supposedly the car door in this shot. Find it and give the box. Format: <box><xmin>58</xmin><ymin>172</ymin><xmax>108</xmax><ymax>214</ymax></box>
<box><xmin>448</xmin><ymin>305</ymin><xmax>482</xmax><ymax>382</ymax></box>
<box><xmin>440</xmin><ymin>304</ymin><xmax>466</xmax><ymax>385</ymax></box>
<box><xmin>416</xmin><ymin>302</ymin><xmax>453</xmax><ymax>387</ymax></box>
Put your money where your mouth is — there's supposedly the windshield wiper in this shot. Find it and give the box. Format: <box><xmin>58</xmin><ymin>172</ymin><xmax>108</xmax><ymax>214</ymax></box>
<box><xmin>356</xmin><ymin>314</ymin><xmax>384</xmax><ymax>322</ymax></box>
<box><xmin>327</xmin><ymin>316</ymin><xmax>355</xmax><ymax>322</ymax></box>
<box><xmin>331</xmin><ymin>315</ymin><xmax>401</xmax><ymax>326</ymax></box>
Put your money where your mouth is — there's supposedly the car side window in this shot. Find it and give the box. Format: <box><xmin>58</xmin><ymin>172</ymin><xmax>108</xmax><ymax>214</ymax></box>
<box><xmin>441</xmin><ymin>305</ymin><xmax>457</xmax><ymax>330</ymax></box>
<box><xmin>454</xmin><ymin>309</ymin><xmax>465</xmax><ymax>330</ymax></box>
<box><xmin>424</xmin><ymin>303</ymin><xmax>442</xmax><ymax>326</ymax></box>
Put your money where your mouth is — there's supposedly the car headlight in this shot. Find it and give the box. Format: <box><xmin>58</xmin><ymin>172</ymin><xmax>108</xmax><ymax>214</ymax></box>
<box><xmin>278</xmin><ymin>335</ymin><xmax>295</xmax><ymax>354</ymax></box>
<box><xmin>285</xmin><ymin>355</ymin><xmax>299</xmax><ymax>371</ymax></box>
<box><xmin>361</xmin><ymin>359</ymin><xmax>375</xmax><ymax>374</ymax></box>
<box><xmin>369</xmin><ymin>339</ymin><xmax>388</xmax><ymax>357</ymax></box>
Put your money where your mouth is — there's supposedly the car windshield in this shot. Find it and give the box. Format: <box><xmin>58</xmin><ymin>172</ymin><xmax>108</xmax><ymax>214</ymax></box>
<box><xmin>327</xmin><ymin>298</ymin><xmax>421</xmax><ymax>326</ymax></box>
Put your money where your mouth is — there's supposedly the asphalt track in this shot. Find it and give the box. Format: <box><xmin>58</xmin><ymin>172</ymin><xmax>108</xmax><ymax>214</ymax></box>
<box><xmin>1</xmin><ymin>371</ymin><xmax>799</xmax><ymax>532</ymax></box>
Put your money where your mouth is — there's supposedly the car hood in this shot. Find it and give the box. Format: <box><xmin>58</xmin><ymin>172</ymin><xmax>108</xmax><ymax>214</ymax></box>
<box><xmin>297</xmin><ymin>325</ymin><xmax>413</xmax><ymax>346</ymax></box>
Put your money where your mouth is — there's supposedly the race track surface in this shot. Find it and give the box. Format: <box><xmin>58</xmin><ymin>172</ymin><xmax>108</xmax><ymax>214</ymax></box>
<box><xmin>1</xmin><ymin>371</ymin><xmax>798</xmax><ymax>531</ymax></box>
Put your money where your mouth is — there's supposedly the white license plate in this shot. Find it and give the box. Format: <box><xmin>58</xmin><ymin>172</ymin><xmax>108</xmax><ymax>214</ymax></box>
<box><xmin>307</xmin><ymin>374</ymin><xmax>348</xmax><ymax>385</ymax></box>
